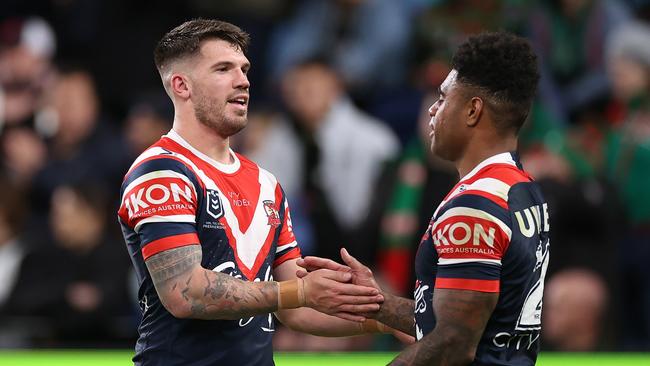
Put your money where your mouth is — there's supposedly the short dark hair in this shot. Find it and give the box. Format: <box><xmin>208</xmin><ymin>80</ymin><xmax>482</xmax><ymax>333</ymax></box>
<box><xmin>154</xmin><ymin>19</ymin><xmax>250</xmax><ymax>74</ymax></box>
<box><xmin>452</xmin><ymin>32</ymin><xmax>539</xmax><ymax>134</ymax></box>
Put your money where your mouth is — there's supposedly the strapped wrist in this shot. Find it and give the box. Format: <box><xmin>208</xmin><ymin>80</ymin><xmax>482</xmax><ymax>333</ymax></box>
<box><xmin>277</xmin><ymin>278</ymin><xmax>306</xmax><ymax>309</ymax></box>
<box><xmin>360</xmin><ymin>319</ymin><xmax>390</xmax><ymax>334</ymax></box>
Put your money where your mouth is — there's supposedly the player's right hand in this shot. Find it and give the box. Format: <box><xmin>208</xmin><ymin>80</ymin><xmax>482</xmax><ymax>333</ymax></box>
<box><xmin>300</xmin><ymin>268</ymin><xmax>384</xmax><ymax>322</ymax></box>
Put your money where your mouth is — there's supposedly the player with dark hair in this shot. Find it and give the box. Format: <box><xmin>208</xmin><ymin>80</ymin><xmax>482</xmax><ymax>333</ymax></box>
<box><xmin>118</xmin><ymin>19</ymin><xmax>390</xmax><ymax>366</ymax></box>
<box><xmin>299</xmin><ymin>31</ymin><xmax>548</xmax><ymax>365</ymax></box>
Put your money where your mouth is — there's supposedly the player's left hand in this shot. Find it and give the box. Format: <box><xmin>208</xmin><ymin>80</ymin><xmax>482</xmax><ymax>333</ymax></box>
<box><xmin>297</xmin><ymin>248</ymin><xmax>382</xmax><ymax>294</ymax></box>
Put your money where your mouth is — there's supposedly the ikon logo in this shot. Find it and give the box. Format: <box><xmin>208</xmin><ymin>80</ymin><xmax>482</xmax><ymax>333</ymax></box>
<box><xmin>124</xmin><ymin>182</ymin><xmax>193</xmax><ymax>216</ymax></box>
<box><xmin>433</xmin><ymin>222</ymin><xmax>496</xmax><ymax>248</ymax></box>
<box><xmin>207</xmin><ymin>189</ymin><xmax>224</xmax><ymax>219</ymax></box>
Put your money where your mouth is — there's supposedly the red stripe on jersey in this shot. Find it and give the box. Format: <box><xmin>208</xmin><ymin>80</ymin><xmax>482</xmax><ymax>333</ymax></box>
<box><xmin>463</xmin><ymin>164</ymin><xmax>531</xmax><ymax>186</ymax></box>
<box><xmin>247</xmin><ymin>184</ymin><xmax>287</xmax><ymax>275</ymax></box>
<box><xmin>141</xmin><ymin>233</ymin><xmax>200</xmax><ymax>260</ymax></box>
<box><xmin>273</xmin><ymin>247</ymin><xmax>301</xmax><ymax>268</ymax></box>
<box><xmin>435</xmin><ymin>277</ymin><xmax>500</xmax><ymax>293</ymax></box>
<box><xmin>456</xmin><ymin>189</ymin><xmax>508</xmax><ymax>210</ymax></box>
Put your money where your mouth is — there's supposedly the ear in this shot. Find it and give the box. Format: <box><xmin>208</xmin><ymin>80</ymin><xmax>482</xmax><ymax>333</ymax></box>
<box><xmin>466</xmin><ymin>96</ymin><xmax>483</xmax><ymax>127</ymax></box>
<box><xmin>170</xmin><ymin>73</ymin><xmax>191</xmax><ymax>100</ymax></box>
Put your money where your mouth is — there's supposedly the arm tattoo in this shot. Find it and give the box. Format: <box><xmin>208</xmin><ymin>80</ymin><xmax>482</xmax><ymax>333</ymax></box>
<box><xmin>185</xmin><ymin>269</ymin><xmax>278</xmax><ymax>319</ymax></box>
<box><xmin>375</xmin><ymin>293</ymin><xmax>416</xmax><ymax>336</ymax></box>
<box><xmin>146</xmin><ymin>245</ymin><xmax>202</xmax><ymax>284</ymax></box>
<box><xmin>145</xmin><ymin>245</ymin><xmax>279</xmax><ymax>320</ymax></box>
<box><xmin>389</xmin><ymin>289</ymin><xmax>498</xmax><ymax>366</ymax></box>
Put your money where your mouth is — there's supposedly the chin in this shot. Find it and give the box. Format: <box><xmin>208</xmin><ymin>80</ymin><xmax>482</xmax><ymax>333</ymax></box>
<box><xmin>432</xmin><ymin>144</ymin><xmax>452</xmax><ymax>162</ymax></box>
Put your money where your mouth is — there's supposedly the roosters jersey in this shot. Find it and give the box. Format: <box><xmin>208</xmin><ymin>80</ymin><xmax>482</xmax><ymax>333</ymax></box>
<box><xmin>414</xmin><ymin>152</ymin><xmax>550</xmax><ymax>365</ymax></box>
<box><xmin>118</xmin><ymin>130</ymin><xmax>300</xmax><ymax>366</ymax></box>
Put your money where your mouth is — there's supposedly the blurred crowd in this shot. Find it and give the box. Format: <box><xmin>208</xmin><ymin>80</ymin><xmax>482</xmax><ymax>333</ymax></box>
<box><xmin>1</xmin><ymin>0</ymin><xmax>650</xmax><ymax>353</ymax></box>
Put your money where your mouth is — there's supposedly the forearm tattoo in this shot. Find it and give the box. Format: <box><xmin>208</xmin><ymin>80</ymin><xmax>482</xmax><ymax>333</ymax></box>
<box><xmin>375</xmin><ymin>293</ymin><xmax>416</xmax><ymax>336</ymax></box>
<box><xmin>146</xmin><ymin>245</ymin><xmax>278</xmax><ymax>320</ymax></box>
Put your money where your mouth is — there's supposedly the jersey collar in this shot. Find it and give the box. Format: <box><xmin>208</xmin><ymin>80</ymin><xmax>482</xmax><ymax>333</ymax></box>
<box><xmin>460</xmin><ymin>152</ymin><xmax>518</xmax><ymax>182</ymax></box>
<box><xmin>166</xmin><ymin>129</ymin><xmax>241</xmax><ymax>174</ymax></box>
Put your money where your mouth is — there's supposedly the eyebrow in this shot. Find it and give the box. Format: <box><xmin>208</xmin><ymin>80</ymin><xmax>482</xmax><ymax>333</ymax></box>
<box><xmin>438</xmin><ymin>86</ymin><xmax>445</xmax><ymax>96</ymax></box>
<box><xmin>210</xmin><ymin>61</ymin><xmax>251</xmax><ymax>70</ymax></box>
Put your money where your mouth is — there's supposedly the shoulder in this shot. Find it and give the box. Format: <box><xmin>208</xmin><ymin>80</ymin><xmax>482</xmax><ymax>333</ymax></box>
<box><xmin>121</xmin><ymin>143</ymin><xmax>204</xmax><ymax>197</ymax></box>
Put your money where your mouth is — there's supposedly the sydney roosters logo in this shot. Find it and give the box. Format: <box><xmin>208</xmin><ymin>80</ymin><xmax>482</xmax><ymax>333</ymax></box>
<box><xmin>263</xmin><ymin>200</ymin><xmax>280</xmax><ymax>227</ymax></box>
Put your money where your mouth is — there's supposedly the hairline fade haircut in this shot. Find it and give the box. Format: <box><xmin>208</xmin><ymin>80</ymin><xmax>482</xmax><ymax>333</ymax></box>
<box><xmin>451</xmin><ymin>31</ymin><xmax>539</xmax><ymax>134</ymax></box>
<box><xmin>153</xmin><ymin>19</ymin><xmax>250</xmax><ymax>94</ymax></box>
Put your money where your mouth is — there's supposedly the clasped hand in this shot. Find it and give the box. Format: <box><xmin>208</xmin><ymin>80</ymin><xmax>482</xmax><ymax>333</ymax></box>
<box><xmin>297</xmin><ymin>248</ymin><xmax>382</xmax><ymax>322</ymax></box>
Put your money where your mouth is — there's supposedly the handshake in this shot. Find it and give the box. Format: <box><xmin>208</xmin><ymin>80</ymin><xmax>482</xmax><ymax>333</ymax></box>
<box><xmin>278</xmin><ymin>249</ymin><xmax>415</xmax><ymax>344</ymax></box>
<box><xmin>277</xmin><ymin>248</ymin><xmax>413</xmax><ymax>342</ymax></box>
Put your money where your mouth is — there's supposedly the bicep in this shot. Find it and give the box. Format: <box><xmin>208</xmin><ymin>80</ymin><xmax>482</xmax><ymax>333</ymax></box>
<box><xmin>432</xmin><ymin>288</ymin><xmax>498</xmax><ymax>350</ymax></box>
<box><xmin>145</xmin><ymin>244</ymin><xmax>202</xmax><ymax>298</ymax></box>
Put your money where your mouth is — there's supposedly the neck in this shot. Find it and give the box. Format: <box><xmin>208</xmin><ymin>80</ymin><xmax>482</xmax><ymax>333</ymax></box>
<box><xmin>171</xmin><ymin>110</ymin><xmax>232</xmax><ymax>164</ymax></box>
<box><xmin>456</xmin><ymin>134</ymin><xmax>517</xmax><ymax>178</ymax></box>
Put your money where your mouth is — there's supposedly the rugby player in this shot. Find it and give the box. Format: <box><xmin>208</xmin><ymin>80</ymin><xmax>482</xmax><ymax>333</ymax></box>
<box><xmin>118</xmin><ymin>19</ymin><xmax>389</xmax><ymax>365</ymax></box>
<box><xmin>299</xmin><ymin>31</ymin><xmax>548</xmax><ymax>365</ymax></box>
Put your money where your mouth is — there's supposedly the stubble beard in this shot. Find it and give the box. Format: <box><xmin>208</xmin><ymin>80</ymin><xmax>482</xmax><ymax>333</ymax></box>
<box><xmin>194</xmin><ymin>93</ymin><xmax>247</xmax><ymax>137</ymax></box>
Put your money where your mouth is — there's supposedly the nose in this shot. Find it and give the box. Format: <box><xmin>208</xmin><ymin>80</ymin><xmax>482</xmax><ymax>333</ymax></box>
<box><xmin>428</xmin><ymin>102</ymin><xmax>438</xmax><ymax>118</ymax></box>
<box><xmin>234</xmin><ymin>69</ymin><xmax>250</xmax><ymax>90</ymax></box>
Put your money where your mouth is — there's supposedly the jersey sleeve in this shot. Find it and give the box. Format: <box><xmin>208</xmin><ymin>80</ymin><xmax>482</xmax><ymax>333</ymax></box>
<box><xmin>273</xmin><ymin>186</ymin><xmax>301</xmax><ymax>268</ymax></box>
<box><xmin>431</xmin><ymin>194</ymin><xmax>512</xmax><ymax>293</ymax></box>
<box><xmin>118</xmin><ymin>157</ymin><xmax>203</xmax><ymax>260</ymax></box>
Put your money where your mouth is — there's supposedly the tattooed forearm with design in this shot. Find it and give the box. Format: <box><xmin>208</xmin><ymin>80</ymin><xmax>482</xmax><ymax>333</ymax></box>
<box><xmin>374</xmin><ymin>292</ymin><xmax>416</xmax><ymax>336</ymax></box>
<box><xmin>145</xmin><ymin>245</ymin><xmax>278</xmax><ymax>320</ymax></box>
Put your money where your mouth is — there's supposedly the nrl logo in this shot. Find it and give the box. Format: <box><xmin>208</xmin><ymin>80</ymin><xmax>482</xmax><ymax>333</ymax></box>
<box><xmin>206</xmin><ymin>189</ymin><xmax>224</xmax><ymax>219</ymax></box>
<box><xmin>263</xmin><ymin>200</ymin><xmax>281</xmax><ymax>227</ymax></box>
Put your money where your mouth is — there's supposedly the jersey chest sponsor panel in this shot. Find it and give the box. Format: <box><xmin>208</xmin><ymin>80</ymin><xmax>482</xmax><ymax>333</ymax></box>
<box><xmin>118</xmin><ymin>131</ymin><xmax>299</xmax><ymax>365</ymax></box>
<box><xmin>414</xmin><ymin>153</ymin><xmax>550</xmax><ymax>365</ymax></box>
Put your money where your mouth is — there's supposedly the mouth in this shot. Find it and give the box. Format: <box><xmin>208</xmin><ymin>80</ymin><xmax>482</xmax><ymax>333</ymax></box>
<box><xmin>227</xmin><ymin>94</ymin><xmax>249</xmax><ymax>107</ymax></box>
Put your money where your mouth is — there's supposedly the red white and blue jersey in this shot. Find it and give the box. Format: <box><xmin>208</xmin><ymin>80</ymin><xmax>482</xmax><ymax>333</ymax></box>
<box><xmin>414</xmin><ymin>152</ymin><xmax>550</xmax><ymax>365</ymax></box>
<box><xmin>118</xmin><ymin>130</ymin><xmax>301</xmax><ymax>366</ymax></box>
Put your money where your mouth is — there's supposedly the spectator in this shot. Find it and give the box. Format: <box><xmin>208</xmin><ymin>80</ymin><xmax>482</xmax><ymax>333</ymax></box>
<box><xmin>280</xmin><ymin>60</ymin><xmax>400</xmax><ymax>263</ymax></box>
<box><xmin>543</xmin><ymin>268</ymin><xmax>609</xmax><ymax>351</ymax></box>
<box><xmin>7</xmin><ymin>183</ymin><xmax>132</xmax><ymax>347</ymax></box>
<box><xmin>0</xmin><ymin>17</ymin><xmax>56</xmax><ymax>129</ymax></box>
<box><xmin>268</xmin><ymin>0</ymin><xmax>411</xmax><ymax>96</ymax></box>
<box><xmin>527</xmin><ymin>0</ymin><xmax>630</xmax><ymax>125</ymax></box>
<box><xmin>29</xmin><ymin>68</ymin><xmax>130</xmax><ymax>231</ymax></box>
<box><xmin>123</xmin><ymin>92</ymin><xmax>173</xmax><ymax>158</ymax></box>
<box><xmin>604</xmin><ymin>20</ymin><xmax>650</xmax><ymax>350</ymax></box>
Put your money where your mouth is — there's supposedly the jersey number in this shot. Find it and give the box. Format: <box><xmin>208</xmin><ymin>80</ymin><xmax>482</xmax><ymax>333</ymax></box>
<box><xmin>516</xmin><ymin>238</ymin><xmax>549</xmax><ymax>331</ymax></box>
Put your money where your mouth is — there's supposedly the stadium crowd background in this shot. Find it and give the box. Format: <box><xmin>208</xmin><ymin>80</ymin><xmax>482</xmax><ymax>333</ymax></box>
<box><xmin>0</xmin><ymin>0</ymin><xmax>649</xmax><ymax>354</ymax></box>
